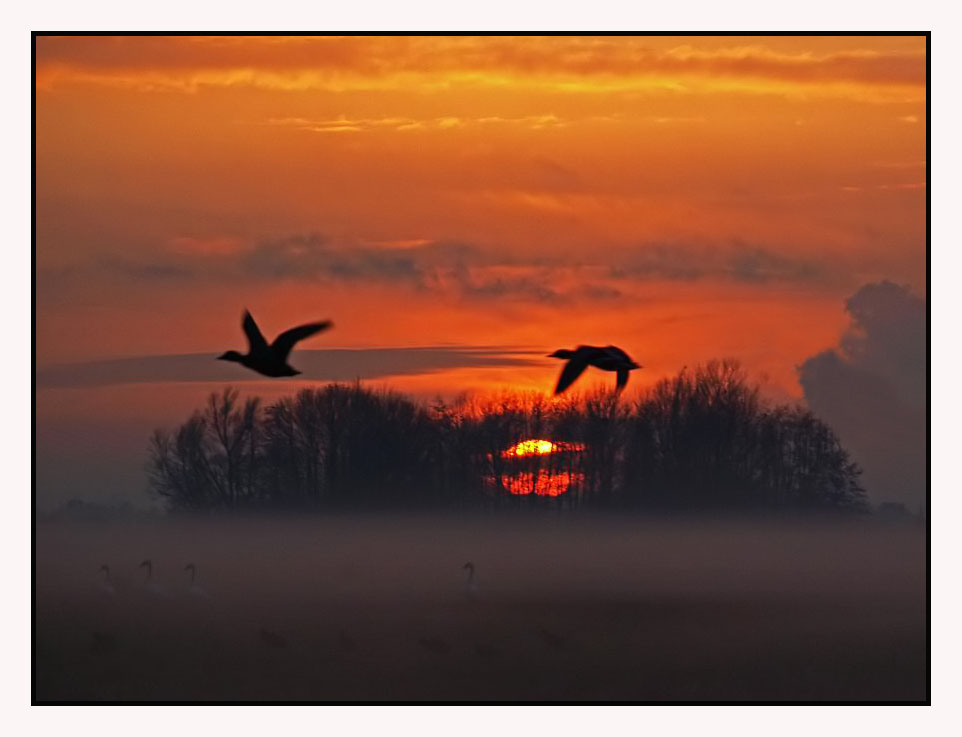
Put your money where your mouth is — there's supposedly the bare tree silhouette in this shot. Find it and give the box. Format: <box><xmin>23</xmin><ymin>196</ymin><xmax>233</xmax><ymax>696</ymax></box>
<box><xmin>148</xmin><ymin>361</ymin><xmax>867</xmax><ymax>513</ymax></box>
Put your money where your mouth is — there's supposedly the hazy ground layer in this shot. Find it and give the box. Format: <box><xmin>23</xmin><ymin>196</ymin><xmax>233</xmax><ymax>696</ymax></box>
<box><xmin>35</xmin><ymin>514</ymin><xmax>926</xmax><ymax>702</ymax></box>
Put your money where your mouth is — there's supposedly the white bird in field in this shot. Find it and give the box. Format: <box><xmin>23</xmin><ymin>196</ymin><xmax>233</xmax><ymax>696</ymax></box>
<box><xmin>97</xmin><ymin>564</ymin><xmax>116</xmax><ymax>597</ymax></box>
<box><xmin>183</xmin><ymin>563</ymin><xmax>211</xmax><ymax>599</ymax></box>
<box><xmin>462</xmin><ymin>561</ymin><xmax>480</xmax><ymax>601</ymax></box>
<box><xmin>138</xmin><ymin>559</ymin><xmax>171</xmax><ymax>598</ymax></box>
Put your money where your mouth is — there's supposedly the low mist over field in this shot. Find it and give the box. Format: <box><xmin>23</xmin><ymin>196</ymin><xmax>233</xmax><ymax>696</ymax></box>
<box><xmin>36</xmin><ymin>514</ymin><xmax>925</xmax><ymax>702</ymax></box>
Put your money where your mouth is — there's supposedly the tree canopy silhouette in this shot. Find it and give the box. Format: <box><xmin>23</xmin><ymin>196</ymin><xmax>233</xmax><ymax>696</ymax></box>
<box><xmin>147</xmin><ymin>360</ymin><xmax>867</xmax><ymax>513</ymax></box>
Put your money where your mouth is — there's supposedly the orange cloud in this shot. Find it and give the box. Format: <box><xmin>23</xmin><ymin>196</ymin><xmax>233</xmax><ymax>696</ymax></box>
<box><xmin>265</xmin><ymin>114</ymin><xmax>566</xmax><ymax>134</ymax></box>
<box><xmin>167</xmin><ymin>236</ymin><xmax>247</xmax><ymax>255</ymax></box>
<box><xmin>35</xmin><ymin>35</ymin><xmax>926</xmax><ymax>101</ymax></box>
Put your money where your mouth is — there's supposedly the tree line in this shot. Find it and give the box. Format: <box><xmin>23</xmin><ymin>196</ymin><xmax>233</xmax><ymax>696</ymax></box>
<box><xmin>147</xmin><ymin>360</ymin><xmax>867</xmax><ymax>513</ymax></box>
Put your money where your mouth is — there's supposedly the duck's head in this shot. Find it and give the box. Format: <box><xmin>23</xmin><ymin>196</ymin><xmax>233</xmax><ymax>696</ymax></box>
<box><xmin>138</xmin><ymin>559</ymin><xmax>151</xmax><ymax>569</ymax></box>
<box><xmin>463</xmin><ymin>561</ymin><xmax>475</xmax><ymax>571</ymax></box>
<box><xmin>217</xmin><ymin>350</ymin><xmax>245</xmax><ymax>363</ymax></box>
<box><xmin>548</xmin><ymin>349</ymin><xmax>574</xmax><ymax>360</ymax></box>
<box><xmin>183</xmin><ymin>563</ymin><xmax>195</xmax><ymax>573</ymax></box>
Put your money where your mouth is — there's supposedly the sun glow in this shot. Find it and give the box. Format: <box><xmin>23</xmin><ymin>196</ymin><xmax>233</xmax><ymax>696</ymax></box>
<box><xmin>503</xmin><ymin>439</ymin><xmax>558</xmax><ymax>457</ymax></box>
<box><xmin>491</xmin><ymin>438</ymin><xmax>588</xmax><ymax>497</ymax></box>
<box><xmin>501</xmin><ymin>471</ymin><xmax>586</xmax><ymax>497</ymax></box>
<box><xmin>502</xmin><ymin>439</ymin><xmax>587</xmax><ymax>458</ymax></box>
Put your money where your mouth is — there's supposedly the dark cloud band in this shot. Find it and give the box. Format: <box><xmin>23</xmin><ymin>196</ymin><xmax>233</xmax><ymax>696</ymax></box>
<box><xmin>36</xmin><ymin>346</ymin><xmax>543</xmax><ymax>389</ymax></box>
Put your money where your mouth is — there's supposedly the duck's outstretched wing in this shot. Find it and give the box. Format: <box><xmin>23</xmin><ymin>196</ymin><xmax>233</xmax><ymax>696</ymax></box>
<box><xmin>554</xmin><ymin>355</ymin><xmax>590</xmax><ymax>395</ymax></box>
<box><xmin>243</xmin><ymin>311</ymin><xmax>269</xmax><ymax>352</ymax></box>
<box><xmin>616</xmin><ymin>368</ymin><xmax>630</xmax><ymax>392</ymax></box>
<box><xmin>605</xmin><ymin>345</ymin><xmax>632</xmax><ymax>363</ymax></box>
<box><xmin>271</xmin><ymin>320</ymin><xmax>333</xmax><ymax>360</ymax></box>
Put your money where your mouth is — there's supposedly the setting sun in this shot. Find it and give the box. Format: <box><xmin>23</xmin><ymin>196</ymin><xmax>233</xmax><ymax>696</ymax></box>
<box><xmin>501</xmin><ymin>471</ymin><xmax>585</xmax><ymax>497</ymax></box>
<box><xmin>494</xmin><ymin>438</ymin><xmax>587</xmax><ymax>496</ymax></box>
<box><xmin>502</xmin><ymin>439</ymin><xmax>588</xmax><ymax>458</ymax></box>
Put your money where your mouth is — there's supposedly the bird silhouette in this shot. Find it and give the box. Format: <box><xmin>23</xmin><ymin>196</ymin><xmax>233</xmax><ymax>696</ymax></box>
<box><xmin>183</xmin><ymin>563</ymin><xmax>211</xmax><ymax>599</ymax></box>
<box><xmin>338</xmin><ymin>630</ymin><xmax>358</xmax><ymax>653</ymax></box>
<box><xmin>257</xmin><ymin>628</ymin><xmax>288</xmax><ymax>648</ymax></box>
<box><xmin>474</xmin><ymin>642</ymin><xmax>501</xmax><ymax>658</ymax></box>
<box><xmin>90</xmin><ymin>631</ymin><xmax>118</xmax><ymax>655</ymax></box>
<box><xmin>462</xmin><ymin>561</ymin><xmax>479</xmax><ymax>601</ymax></box>
<box><xmin>417</xmin><ymin>636</ymin><xmax>451</xmax><ymax>654</ymax></box>
<box><xmin>138</xmin><ymin>559</ymin><xmax>171</xmax><ymax>598</ymax></box>
<box><xmin>97</xmin><ymin>564</ymin><xmax>116</xmax><ymax>597</ymax></box>
<box><xmin>218</xmin><ymin>310</ymin><xmax>332</xmax><ymax>377</ymax></box>
<box><xmin>538</xmin><ymin>627</ymin><xmax>567</xmax><ymax>651</ymax></box>
<box><xmin>548</xmin><ymin>345</ymin><xmax>642</xmax><ymax>394</ymax></box>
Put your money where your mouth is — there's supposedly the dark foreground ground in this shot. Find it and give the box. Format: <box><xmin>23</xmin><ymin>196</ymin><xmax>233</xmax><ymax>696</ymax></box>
<box><xmin>35</xmin><ymin>514</ymin><xmax>926</xmax><ymax>702</ymax></box>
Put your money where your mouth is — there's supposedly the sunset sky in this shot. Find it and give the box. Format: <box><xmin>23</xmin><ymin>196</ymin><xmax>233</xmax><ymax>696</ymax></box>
<box><xmin>34</xmin><ymin>35</ymin><xmax>927</xmax><ymax>508</ymax></box>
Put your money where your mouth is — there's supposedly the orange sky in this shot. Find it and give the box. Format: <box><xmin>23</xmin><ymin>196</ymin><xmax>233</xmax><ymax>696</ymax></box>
<box><xmin>34</xmin><ymin>35</ymin><xmax>926</xmax><ymax>504</ymax></box>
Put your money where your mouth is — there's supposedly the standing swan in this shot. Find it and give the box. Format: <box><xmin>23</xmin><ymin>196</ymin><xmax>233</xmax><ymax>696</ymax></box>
<box><xmin>138</xmin><ymin>559</ymin><xmax>171</xmax><ymax>598</ymax></box>
<box><xmin>97</xmin><ymin>564</ymin><xmax>116</xmax><ymax>597</ymax></box>
<box><xmin>183</xmin><ymin>563</ymin><xmax>211</xmax><ymax>599</ymax></box>
<box><xmin>462</xmin><ymin>561</ymin><xmax>479</xmax><ymax>601</ymax></box>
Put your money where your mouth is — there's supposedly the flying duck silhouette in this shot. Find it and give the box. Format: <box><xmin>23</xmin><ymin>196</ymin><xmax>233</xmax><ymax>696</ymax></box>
<box><xmin>218</xmin><ymin>310</ymin><xmax>332</xmax><ymax>377</ymax></box>
<box><xmin>548</xmin><ymin>345</ymin><xmax>642</xmax><ymax>395</ymax></box>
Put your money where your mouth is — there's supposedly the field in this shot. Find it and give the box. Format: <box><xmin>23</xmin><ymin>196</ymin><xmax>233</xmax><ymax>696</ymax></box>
<box><xmin>35</xmin><ymin>514</ymin><xmax>926</xmax><ymax>702</ymax></box>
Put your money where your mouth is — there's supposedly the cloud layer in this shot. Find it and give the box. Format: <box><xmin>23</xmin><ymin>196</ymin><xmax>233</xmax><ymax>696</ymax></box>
<box><xmin>35</xmin><ymin>36</ymin><xmax>926</xmax><ymax>97</ymax></box>
<box><xmin>36</xmin><ymin>346</ymin><xmax>542</xmax><ymax>388</ymax></box>
<box><xmin>798</xmin><ymin>281</ymin><xmax>926</xmax><ymax>510</ymax></box>
<box><xmin>80</xmin><ymin>232</ymin><xmax>845</xmax><ymax>305</ymax></box>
